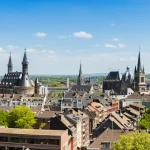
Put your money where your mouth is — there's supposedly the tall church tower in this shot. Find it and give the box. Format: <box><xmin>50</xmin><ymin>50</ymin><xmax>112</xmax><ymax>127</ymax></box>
<box><xmin>22</xmin><ymin>49</ymin><xmax>29</xmax><ymax>75</ymax></box>
<box><xmin>77</xmin><ymin>63</ymin><xmax>84</xmax><ymax>85</ymax></box>
<box><xmin>134</xmin><ymin>50</ymin><xmax>146</xmax><ymax>92</ymax></box>
<box><xmin>8</xmin><ymin>53</ymin><xmax>13</xmax><ymax>73</ymax></box>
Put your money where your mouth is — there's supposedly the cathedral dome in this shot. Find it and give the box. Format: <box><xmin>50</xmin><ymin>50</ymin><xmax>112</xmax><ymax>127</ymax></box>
<box><xmin>122</xmin><ymin>66</ymin><xmax>133</xmax><ymax>82</ymax></box>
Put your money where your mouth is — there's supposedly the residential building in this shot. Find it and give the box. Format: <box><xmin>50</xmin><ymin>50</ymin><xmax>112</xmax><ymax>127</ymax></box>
<box><xmin>92</xmin><ymin>111</ymin><xmax>134</xmax><ymax>138</ymax></box>
<box><xmin>0</xmin><ymin>94</ymin><xmax>47</xmax><ymax>108</ymax></box>
<box><xmin>88</xmin><ymin>130</ymin><xmax>132</xmax><ymax>150</ymax></box>
<box><xmin>45</xmin><ymin>114</ymin><xmax>77</xmax><ymax>150</ymax></box>
<box><xmin>0</xmin><ymin>128</ymin><xmax>71</xmax><ymax>150</ymax></box>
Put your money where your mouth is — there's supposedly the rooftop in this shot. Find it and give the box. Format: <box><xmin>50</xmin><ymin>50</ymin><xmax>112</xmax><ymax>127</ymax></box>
<box><xmin>0</xmin><ymin>128</ymin><xmax>67</xmax><ymax>136</ymax></box>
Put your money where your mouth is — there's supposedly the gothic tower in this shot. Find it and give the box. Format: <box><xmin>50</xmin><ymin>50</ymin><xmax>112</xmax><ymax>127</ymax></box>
<box><xmin>134</xmin><ymin>51</ymin><xmax>146</xmax><ymax>92</ymax></box>
<box><xmin>77</xmin><ymin>63</ymin><xmax>83</xmax><ymax>85</ymax></box>
<box><xmin>35</xmin><ymin>77</ymin><xmax>40</xmax><ymax>94</ymax></box>
<box><xmin>22</xmin><ymin>49</ymin><xmax>29</xmax><ymax>75</ymax></box>
<box><xmin>8</xmin><ymin>53</ymin><xmax>13</xmax><ymax>73</ymax></box>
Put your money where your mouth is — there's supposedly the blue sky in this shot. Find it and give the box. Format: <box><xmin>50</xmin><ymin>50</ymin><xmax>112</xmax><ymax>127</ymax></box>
<box><xmin>0</xmin><ymin>0</ymin><xmax>150</xmax><ymax>75</ymax></box>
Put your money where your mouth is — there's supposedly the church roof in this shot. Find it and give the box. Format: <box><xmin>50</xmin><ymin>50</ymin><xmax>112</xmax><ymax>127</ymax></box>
<box><xmin>18</xmin><ymin>74</ymin><xmax>32</xmax><ymax>87</ymax></box>
<box><xmin>105</xmin><ymin>71</ymin><xmax>122</xmax><ymax>81</ymax></box>
<box><xmin>122</xmin><ymin>66</ymin><xmax>133</xmax><ymax>82</ymax></box>
<box><xmin>1</xmin><ymin>72</ymin><xmax>22</xmax><ymax>86</ymax></box>
<box><xmin>71</xmin><ymin>85</ymin><xmax>92</xmax><ymax>93</ymax></box>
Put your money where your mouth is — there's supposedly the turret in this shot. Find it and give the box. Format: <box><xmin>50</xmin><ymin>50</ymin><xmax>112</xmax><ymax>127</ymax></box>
<box><xmin>22</xmin><ymin>49</ymin><xmax>29</xmax><ymax>75</ymax></box>
<box><xmin>8</xmin><ymin>53</ymin><xmax>13</xmax><ymax>73</ymax></box>
<box><xmin>134</xmin><ymin>66</ymin><xmax>137</xmax><ymax>74</ymax></box>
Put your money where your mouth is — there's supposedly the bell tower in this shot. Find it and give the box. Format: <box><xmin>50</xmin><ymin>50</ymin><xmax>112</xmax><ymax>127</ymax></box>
<box><xmin>134</xmin><ymin>50</ymin><xmax>146</xmax><ymax>92</ymax></box>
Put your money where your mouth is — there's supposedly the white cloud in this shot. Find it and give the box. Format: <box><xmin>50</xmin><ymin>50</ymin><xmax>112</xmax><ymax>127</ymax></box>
<box><xmin>35</xmin><ymin>32</ymin><xmax>47</xmax><ymax>37</ymax></box>
<box><xmin>104</xmin><ymin>44</ymin><xmax>117</xmax><ymax>48</ymax></box>
<box><xmin>93</xmin><ymin>44</ymin><xmax>100</xmax><ymax>47</ymax></box>
<box><xmin>73</xmin><ymin>31</ymin><xmax>93</xmax><ymax>39</ymax></box>
<box><xmin>118</xmin><ymin>44</ymin><xmax>126</xmax><ymax>48</ymax></box>
<box><xmin>111</xmin><ymin>23</ymin><xmax>116</xmax><ymax>27</ymax></box>
<box><xmin>7</xmin><ymin>45</ymin><xmax>18</xmax><ymax>50</ymax></box>
<box><xmin>113</xmin><ymin>38</ymin><xmax>119</xmax><ymax>42</ymax></box>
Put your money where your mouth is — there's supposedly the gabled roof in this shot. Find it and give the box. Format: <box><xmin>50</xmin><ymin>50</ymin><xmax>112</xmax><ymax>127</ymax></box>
<box><xmin>88</xmin><ymin>130</ymin><xmax>131</xmax><ymax>149</ymax></box>
<box><xmin>71</xmin><ymin>85</ymin><xmax>92</xmax><ymax>92</ymax></box>
<box><xmin>1</xmin><ymin>72</ymin><xmax>22</xmax><ymax>86</ymax></box>
<box><xmin>105</xmin><ymin>71</ymin><xmax>121</xmax><ymax>81</ymax></box>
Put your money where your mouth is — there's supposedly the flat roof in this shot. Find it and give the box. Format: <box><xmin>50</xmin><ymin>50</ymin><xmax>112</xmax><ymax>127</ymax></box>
<box><xmin>0</xmin><ymin>128</ymin><xmax>67</xmax><ymax>136</ymax></box>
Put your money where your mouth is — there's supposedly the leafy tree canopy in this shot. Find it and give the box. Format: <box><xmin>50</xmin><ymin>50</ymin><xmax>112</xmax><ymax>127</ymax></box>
<box><xmin>0</xmin><ymin>110</ymin><xmax>9</xmax><ymax>127</ymax></box>
<box><xmin>8</xmin><ymin>106</ymin><xmax>36</xmax><ymax>129</ymax></box>
<box><xmin>113</xmin><ymin>132</ymin><xmax>150</xmax><ymax>150</ymax></box>
<box><xmin>140</xmin><ymin>108</ymin><xmax>150</xmax><ymax>129</ymax></box>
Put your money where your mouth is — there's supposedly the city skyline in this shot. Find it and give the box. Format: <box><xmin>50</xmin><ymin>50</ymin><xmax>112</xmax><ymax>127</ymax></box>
<box><xmin>0</xmin><ymin>0</ymin><xmax>150</xmax><ymax>75</ymax></box>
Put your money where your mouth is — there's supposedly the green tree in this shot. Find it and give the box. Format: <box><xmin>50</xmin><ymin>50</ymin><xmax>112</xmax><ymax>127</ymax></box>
<box><xmin>8</xmin><ymin>106</ymin><xmax>36</xmax><ymax>129</ymax></box>
<box><xmin>113</xmin><ymin>132</ymin><xmax>150</xmax><ymax>150</ymax></box>
<box><xmin>140</xmin><ymin>108</ymin><xmax>150</xmax><ymax>129</ymax></box>
<box><xmin>39</xmin><ymin>123</ymin><xmax>46</xmax><ymax>129</ymax></box>
<box><xmin>0</xmin><ymin>110</ymin><xmax>9</xmax><ymax>127</ymax></box>
<box><xmin>58</xmin><ymin>92</ymin><xmax>63</xmax><ymax>98</ymax></box>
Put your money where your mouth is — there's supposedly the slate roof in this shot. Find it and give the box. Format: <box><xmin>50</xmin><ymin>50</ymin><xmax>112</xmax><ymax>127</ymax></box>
<box><xmin>1</xmin><ymin>72</ymin><xmax>22</xmax><ymax>86</ymax></box>
<box><xmin>64</xmin><ymin>91</ymin><xmax>76</xmax><ymax>98</ymax></box>
<box><xmin>18</xmin><ymin>74</ymin><xmax>32</xmax><ymax>87</ymax></box>
<box><xmin>71</xmin><ymin>85</ymin><xmax>92</xmax><ymax>93</ymax></box>
<box><xmin>105</xmin><ymin>71</ymin><xmax>121</xmax><ymax>81</ymax></box>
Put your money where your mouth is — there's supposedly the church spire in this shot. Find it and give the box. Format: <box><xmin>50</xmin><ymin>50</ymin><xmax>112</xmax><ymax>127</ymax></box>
<box><xmin>77</xmin><ymin>62</ymin><xmax>83</xmax><ymax>85</ymax></box>
<box><xmin>22</xmin><ymin>48</ymin><xmax>29</xmax><ymax>74</ymax></box>
<box><xmin>143</xmin><ymin>66</ymin><xmax>145</xmax><ymax>72</ymax></box>
<box><xmin>8</xmin><ymin>52</ymin><xmax>13</xmax><ymax>73</ymax></box>
<box><xmin>137</xmin><ymin>49</ymin><xmax>142</xmax><ymax>72</ymax></box>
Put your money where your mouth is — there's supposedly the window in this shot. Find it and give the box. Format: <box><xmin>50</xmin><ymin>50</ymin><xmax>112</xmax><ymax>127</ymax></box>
<box><xmin>141</xmin><ymin>77</ymin><xmax>144</xmax><ymax>82</ymax></box>
<box><xmin>101</xmin><ymin>142</ymin><xmax>110</xmax><ymax>149</ymax></box>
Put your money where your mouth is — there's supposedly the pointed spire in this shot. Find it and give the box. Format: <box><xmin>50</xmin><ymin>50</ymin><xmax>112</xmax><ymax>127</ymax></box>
<box><xmin>35</xmin><ymin>77</ymin><xmax>39</xmax><ymax>84</ymax></box>
<box><xmin>134</xmin><ymin>65</ymin><xmax>137</xmax><ymax>73</ymax></box>
<box><xmin>23</xmin><ymin>48</ymin><xmax>28</xmax><ymax>62</ymax></box>
<box><xmin>77</xmin><ymin>62</ymin><xmax>83</xmax><ymax>85</ymax></box>
<box><xmin>22</xmin><ymin>48</ymin><xmax>29</xmax><ymax>74</ymax></box>
<box><xmin>143</xmin><ymin>66</ymin><xmax>145</xmax><ymax>72</ymax></box>
<box><xmin>137</xmin><ymin>49</ymin><xmax>142</xmax><ymax>72</ymax></box>
<box><xmin>8</xmin><ymin>52</ymin><xmax>13</xmax><ymax>73</ymax></box>
<box><xmin>79</xmin><ymin>62</ymin><xmax>82</xmax><ymax>76</ymax></box>
<box><xmin>8</xmin><ymin>52</ymin><xmax>12</xmax><ymax>66</ymax></box>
